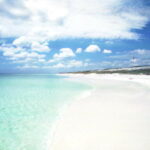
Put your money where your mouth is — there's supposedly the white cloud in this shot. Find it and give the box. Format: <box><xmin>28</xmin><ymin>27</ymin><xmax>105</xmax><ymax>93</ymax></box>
<box><xmin>85</xmin><ymin>45</ymin><xmax>101</xmax><ymax>53</ymax></box>
<box><xmin>38</xmin><ymin>58</ymin><xmax>46</xmax><ymax>62</ymax></box>
<box><xmin>0</xmin><ymin>44</ymin><xmax>46</xmax><ymax>63</ymax></box>
<box><xmin>9</xmin><ymin>51</ymin><xmax>45</xmax><ymax>60</ymax></box>
<box><xmin>18</xmin><ymin>59</ymin><xmax>88</xmax><ymax>69</ymax></box>
<box><xmin>0</xmin><ymin>45</ymin><xmax>23</xmax><ymax>57</ymax></box>
<box><xmin>13</xmin><ymin>36</ymin><xmax>32</xmax><ymax>47</ymax></box>
<box><xmin>31</xmin><ymin>42</ymin><xmax>50</xmax><ymax>52</ymax></box>
<box><xmin>45</xmin><ymin>59</ymin><xmax>89</xmax><ymax>69</ymax></box>
<box><xmin>27</xmin><ymin>52</ymin><xmax>45</xmax><ymax>58</ymax></box>
<box><xmin>106</xmin><ymin>49</ymin><xmax>150</xmax><ymax>68</ymax></box>
<box><xmin>47</xmin><ymin>59</ymin><xmax>56</xmax><ymax>63</ymax></box>
<box><xmin>0</xmin><ymin>0</ymin><xmax>149</xmax><ymax>40</ymax></box>
<box><xmin>76</xmin><ymin>48</ymin><xmax>82</xmax><ymax>54</ymax></box>
<box><xmin>130</xmin><ymin>58</ymin><xmax>138</xmax><ymax>63</ymax></box>
<box><xmin>132</xmin><ymin>49</ymin><xmax>148</xmax><ymax>55</ymax></box>
<box><xmin>12</xmin><ymin>52</ymin><xmax>28</xmax><ymax>59</ymax></box>
<box><xmin>17</xmin><ymin>64</ymin><xmax>39</xmax><ymax>69</ymax></box>
<box><xmin>67</xmin><ymin>60</ymin><xmax>90</xmax><ymax>68</ymax></box>
<box><xmin>13</xmin><ymin>37</ymin><xmax>51</xmax><ymax>53</ymax></box>
<box><xmin>51</xmin><ymin>63</ymin><xmax>65</xmax><ymax>68</ymax></box>
<box><xmin>103</xmin><ymin>49</ymin><xmax>112</xmax><ymax>54</ymax></box>
<box><xmin>67</xmin><ymin>60</ymin><xmax>83</xmax><ymax>68</ymax></box>
<box><xmin>53</xmin><ymin>48</ymin><xmax>75</xmax><ymax>59</ymax></box>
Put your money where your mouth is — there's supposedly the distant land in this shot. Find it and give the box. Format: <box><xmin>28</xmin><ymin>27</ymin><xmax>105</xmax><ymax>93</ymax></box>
<box><xmin>63</xmin><ymin>66</ymin><xmax>150</xmax><ymax>75</ymax></box>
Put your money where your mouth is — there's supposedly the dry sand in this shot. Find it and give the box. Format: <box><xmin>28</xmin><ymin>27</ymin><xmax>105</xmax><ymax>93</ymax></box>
<box><xmin>50</xmin><ymin>74</ymin><xmax>150</xmax><ymax>150</ymax></box>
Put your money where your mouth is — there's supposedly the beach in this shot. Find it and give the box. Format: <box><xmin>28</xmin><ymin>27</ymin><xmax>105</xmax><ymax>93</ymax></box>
<box><xmin>50</xmin><ymin>74</ymin><xmax>150</xmax><ymax>150</ymax></box>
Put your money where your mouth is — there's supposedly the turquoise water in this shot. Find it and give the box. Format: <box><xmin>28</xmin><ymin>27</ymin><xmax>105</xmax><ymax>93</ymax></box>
<box><xmin>0</xmin><ymin>74</ymin><xmax>90</xmax><ymax>150</ymax></box>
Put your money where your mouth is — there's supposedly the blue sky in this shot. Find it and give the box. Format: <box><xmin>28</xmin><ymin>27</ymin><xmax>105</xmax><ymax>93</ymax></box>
<box><xmin>0</xmin><ymin>0</ymin><xmax>150</xmax><ymax>73</ymax></box>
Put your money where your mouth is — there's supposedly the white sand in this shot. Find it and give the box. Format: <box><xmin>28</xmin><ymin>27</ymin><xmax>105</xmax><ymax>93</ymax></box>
<box><xmin>50</xmin><ymin>74</ymin><xmax>150</xmax><ymax>150</ymax></box>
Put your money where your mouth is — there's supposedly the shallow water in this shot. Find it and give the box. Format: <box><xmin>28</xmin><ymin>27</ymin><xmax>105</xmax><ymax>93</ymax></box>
<box><xmin>0</xmin><ymin>74</ymin><xmax>90</xmax><ymax>150</ymax></box>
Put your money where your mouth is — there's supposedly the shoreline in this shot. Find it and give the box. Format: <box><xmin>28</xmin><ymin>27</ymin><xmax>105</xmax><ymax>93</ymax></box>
<box><xmin>50</xmin><ymin>74</ymin><xmax>150</xmax><ymax>150</ymax></box>
<box><xmin>59</xmin><ymin>73</ymin><xmax>150</xmax><ymax>87</ymax></box>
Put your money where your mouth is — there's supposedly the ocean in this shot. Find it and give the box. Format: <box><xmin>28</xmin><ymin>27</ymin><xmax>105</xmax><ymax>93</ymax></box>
<box><xmin>0</xmin><ymin>74</ymin><xmax>90</xmax><ymax>150</ymax></box>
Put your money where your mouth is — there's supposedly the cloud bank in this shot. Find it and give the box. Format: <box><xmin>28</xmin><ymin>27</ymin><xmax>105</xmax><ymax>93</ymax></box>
<box><xmin>0</xmin><ymin>0</ymin><xmax>149</xmax><ymax>41</ymax></box>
